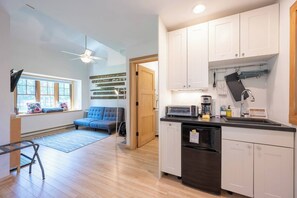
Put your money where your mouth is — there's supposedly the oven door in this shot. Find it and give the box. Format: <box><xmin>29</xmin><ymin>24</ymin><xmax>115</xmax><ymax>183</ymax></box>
<box><xmin>182</xmin><ymin>124</ymin><xmax>221</xmax><ymax>152</ymax></box>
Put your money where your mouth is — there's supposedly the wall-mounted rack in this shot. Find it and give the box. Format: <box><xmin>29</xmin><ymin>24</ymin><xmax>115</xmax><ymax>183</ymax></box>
<box><xmin>209</xmin><ymin>61</ymin><xmax>268</xmax><ymax>71</ymax></box>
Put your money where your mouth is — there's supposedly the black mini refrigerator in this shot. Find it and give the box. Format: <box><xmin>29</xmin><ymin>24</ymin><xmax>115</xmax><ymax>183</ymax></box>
<box><xmin>181</xmin><ymin>124</ymin><xmax>221</xmax><ymax>195</ymax></box>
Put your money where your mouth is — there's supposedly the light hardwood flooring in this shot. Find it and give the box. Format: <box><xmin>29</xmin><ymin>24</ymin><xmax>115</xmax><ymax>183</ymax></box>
<box><xmin>0</xmin><ymin>128</ymin><xmax>247</xmax><ymax>198</ymax></box>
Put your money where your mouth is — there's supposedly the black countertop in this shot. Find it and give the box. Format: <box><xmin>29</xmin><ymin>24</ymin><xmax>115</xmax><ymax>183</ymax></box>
<box><xmin>160</xmin><ymin>116</ymin><xmax>296</xmax><ymax>132</ymax></box>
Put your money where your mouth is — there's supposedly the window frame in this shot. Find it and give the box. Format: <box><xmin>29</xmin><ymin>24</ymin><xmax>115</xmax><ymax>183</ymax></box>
<box><xmin>15</xmin><ymin>76</ymin><xmax>73</xmax><ymax>114</ymax></box>
<box><xmin>290</xmin><ymin>1</ymin><xmax>297</xmax><ymax>125</ymax></box>
<box><xmin>58</xmin><ymin>82</ymin><xmax>72</xmax><ymax>107</ymax></box>
<box><xmin>15</xmin><ymin>78</ymin><xmax>37</xmax><ymax>113</ymax></box>
<box><xmin>39</xmin><ymin>80</ymin><xmax>56</xmax><ymax>108</ymax></box>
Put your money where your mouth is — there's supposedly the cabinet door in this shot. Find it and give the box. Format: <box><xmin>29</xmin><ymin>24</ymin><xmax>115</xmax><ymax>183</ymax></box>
<box><xmin>222</xmin><ymin>140</ymin><xmax>253</xmax><ymax>197</ymax></box>
<box><xmin>187</xmin><ymin>22</ymin><xmax>209</xmax><ymax>89</ymax></box>
<box><xmin>240</xmin><ymin>4</ymin><xmax>279</xmax><ymax>58</ymax></box>
<box><xmin>254</xmin><ymin>144</ymin><xmax>293</xmax><ymax>198</ymax></box>
<box><xmin>160</xmin><ymin>122</ymin><xmax>181</xmax><ymax>176</ymax></box>
<box><xmin>168</xmin><ymin>29</ymin><xmax>187</xmax><ymax>89</ymax></box>
<box><xmin>209</xmin><ymin>14</ymin><xmax>240</xmax><ymax>62</ymax></box>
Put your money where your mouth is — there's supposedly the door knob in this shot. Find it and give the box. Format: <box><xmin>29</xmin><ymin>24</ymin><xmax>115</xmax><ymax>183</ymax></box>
<box><xmin>235</xmin><ymin>54</ymin><xmax>238</xmax><ymax>57</ymax></box>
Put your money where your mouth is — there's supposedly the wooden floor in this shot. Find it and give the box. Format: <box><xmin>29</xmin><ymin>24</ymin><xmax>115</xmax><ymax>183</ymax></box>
<box><xmin>0</xmin><ymin>128</ymin><xmax>247</xmax><ymax>198</ymax></box>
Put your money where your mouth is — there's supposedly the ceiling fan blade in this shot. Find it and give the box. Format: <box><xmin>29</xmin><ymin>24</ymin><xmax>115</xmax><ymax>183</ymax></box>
<box><xmin>71</xmin><ymin>57</ymin><xmax>81</xmax><ymax>61</ymax></box>
<box><xmin>90</xmin><ymin>56</ymin><xmax>103</xmax><ymax>60</ymax></box>
<box><xmin>61</xmin><ymin>51</ymin><xmax>81</xmax><ymax>56</ymax></box>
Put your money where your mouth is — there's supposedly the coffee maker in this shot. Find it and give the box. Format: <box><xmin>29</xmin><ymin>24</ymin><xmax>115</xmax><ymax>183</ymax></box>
<box><xmin>201</xmin><ymin>95</ymin><xmax>212</xmax><ymax>116</ymax></box>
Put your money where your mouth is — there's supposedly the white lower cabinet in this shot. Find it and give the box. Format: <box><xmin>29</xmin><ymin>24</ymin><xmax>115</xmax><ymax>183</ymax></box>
<box><xmin>254</xmin><ymin>144</ymin><xmax>294</xmax><ymax>198</ymax></box>
<box><xmin>222</xmin><ymin>140</ymin><xmax>253</xmax><ymax>197</ymax></box>
<box><xmin>222</xmin><ymin>127</ymin><xmax>294</xmax><ymax>198</ymax></box>
<box><xmin>160</xmin><ymin>121</ymin><xmax>181</xmax><ymax>177</ymax></box>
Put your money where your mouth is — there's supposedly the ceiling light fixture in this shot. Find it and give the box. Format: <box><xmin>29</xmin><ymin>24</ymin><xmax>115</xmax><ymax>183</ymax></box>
<box><xmin>80</xmin><ymin>54</ymin><xmax>92</xmax><ymax>63</ymax></box>
<box><xmin>193</xmin><ymin>4</ymin><xmax>206</xmax><ymax>14</ymax></box>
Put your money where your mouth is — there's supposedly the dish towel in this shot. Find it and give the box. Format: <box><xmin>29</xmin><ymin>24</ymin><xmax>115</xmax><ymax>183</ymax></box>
<box><xmin>216</xmin><ymin>80</ymin><xmax>228</xmax><ymax>96</ymax></box>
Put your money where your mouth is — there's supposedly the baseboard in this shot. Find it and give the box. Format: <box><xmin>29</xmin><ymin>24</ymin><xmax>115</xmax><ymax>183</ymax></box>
<box><xmin>21</xmin><ymin>124</ymin><xmax>74</xmax><ymax>138</ymax></box>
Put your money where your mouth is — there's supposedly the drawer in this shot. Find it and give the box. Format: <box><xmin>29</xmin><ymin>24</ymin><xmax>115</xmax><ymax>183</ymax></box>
<box><xmin>222</xmin><ymin>126</ymin><xmax>294</xmax><ymax>148</ymax></box>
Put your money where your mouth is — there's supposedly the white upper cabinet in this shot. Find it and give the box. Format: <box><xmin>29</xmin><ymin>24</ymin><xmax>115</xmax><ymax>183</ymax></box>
<box><xmin>187</xmin><ymin>23</ymin><xmax>209</xmax><ymax>89</ymax></box>
<box><xmin>240</xmin><ymin>4</ymin><xmax>279</xmax><ymax>58</ymax></box>
<box><xmin>168</xmin><ymin>28</ymin><xmax>187</xmax><ymax>89</ymax></box>
<box><xmin>209</xmin><ymin>4</ymin><xmax>279</xmax><ymax>63</ymax></box>
<box><xmin>168</xmin><ymin>23</ymin><xmax>209</xmax><ymax>90</ymax></box>
<box><xmin>209</xmin><ymin>14</ymin><xmax>240</xmax><ymax>62</ymax></box>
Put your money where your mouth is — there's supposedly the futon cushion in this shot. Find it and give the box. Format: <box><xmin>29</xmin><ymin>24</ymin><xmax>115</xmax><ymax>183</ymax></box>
<box><xmin>103</xmin><ymin>107</ymin><xmax>124</xmax><ymax>121</ymax></box>
<box><xmin>89</xmin><ymin>120</ymin><xmax>117</xmax><ymax>130</ymax></box>
<box><xmin>87</xmin><ymin>107</ymin><xmax>105</xmax><ymax>120</ymax></box>
<box><xmin>74</xmin><ymin>118</ymin><xmax>97</xmax><ymax>127</ymax></box>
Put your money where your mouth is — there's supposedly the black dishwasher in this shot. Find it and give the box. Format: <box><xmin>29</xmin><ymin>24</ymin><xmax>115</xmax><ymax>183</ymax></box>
<box><xmin>182</xmin><ymin>124</ymin><xmax>221</xmax><ymax>195</ymax></box>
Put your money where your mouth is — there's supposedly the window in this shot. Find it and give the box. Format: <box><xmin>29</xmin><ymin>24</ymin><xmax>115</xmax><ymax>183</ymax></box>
<box><xmin>59</xmin><ymin>83</ymin><xmax>71</xmax><ymax>107</ymax></box>
<box><xmin>15</xmin><ymin>77</ymin><xmax>73</xmax><ymax>114</ymax></box>
<box><xmin>40</xmin><ymin>81</ymin><xmax>55</xmax><ymax>108</ymax></box>
<box><xmin>16</xmin><ymin>79</ymin><xmax>36</xmax><ymax>113</ymax></box>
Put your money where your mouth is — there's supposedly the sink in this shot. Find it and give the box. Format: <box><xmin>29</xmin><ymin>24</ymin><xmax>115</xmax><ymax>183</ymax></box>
<box><xmin>223</xmin><ymin>117</ymin><xmax>282</xmax><ymax>126</ymax></box>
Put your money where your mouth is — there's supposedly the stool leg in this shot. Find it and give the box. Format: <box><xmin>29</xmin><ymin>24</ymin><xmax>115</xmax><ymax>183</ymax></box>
<box><xmin>35</xmin><ymin>146</ymin><xmax>45</xmax><ymax>180</ymax></box>
<box><xmin>29</xmin><ymin>144</ymin><xmax>45</xmax><ymax>180</ymax></box>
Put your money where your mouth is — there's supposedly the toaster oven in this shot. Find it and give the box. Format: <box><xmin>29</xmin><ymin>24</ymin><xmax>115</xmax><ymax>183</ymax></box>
<box><xmin>166</xmin><ymin>105</ymin><xmax>198</xmax><ymax>117</ymax></box>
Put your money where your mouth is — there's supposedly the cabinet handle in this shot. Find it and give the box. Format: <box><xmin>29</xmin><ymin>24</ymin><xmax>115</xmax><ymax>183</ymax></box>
<box><xmin>183</xmin><ymin>85</ymin><xmax>186</xmax><ymax>88</ymax></box>
<box><xmin>247</xmin><ymin>145</ymin><xmax>252</xmax><ymax>149</ymax></box>
<box><xmin>188</xmin><ymin>85</ymin><xmax>191</xmax><ymax>88</ymax></box>
<box><xmin>235</xmin><ymin>54</ymin><xmax>238</xmax><ymax>57</ymax></box>
<box><xmin>169</xmin><ymin>124</ymin><xmax>172</xmax><ymax>126</ymax></box>
<box><xmin>242</xmin><ymin>53</ymin><xmax>245</xmax><ymax>57</ymax></box>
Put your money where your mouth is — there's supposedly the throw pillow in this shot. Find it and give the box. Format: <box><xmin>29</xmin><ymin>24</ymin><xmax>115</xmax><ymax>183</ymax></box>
<box><xmin>27</xmin><ymin>102</ymin><xmax>42</xmax><ymax>114</ymax></box>
<box><xmin>60</xmin><ymin>102</ymin><xmax>68</xmax><ymax>111</ymax></box>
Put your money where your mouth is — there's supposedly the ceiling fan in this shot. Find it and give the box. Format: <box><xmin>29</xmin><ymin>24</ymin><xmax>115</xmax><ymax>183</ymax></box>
<box><xmin>62</xmin><ymin>35</ymin><xmax>103</xmax><ymax>64</ymax></box>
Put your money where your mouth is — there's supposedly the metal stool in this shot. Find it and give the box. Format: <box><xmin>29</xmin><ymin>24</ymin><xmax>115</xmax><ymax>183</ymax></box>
<box><xmin>0</xmin><ymin>140</ymin><xmax>45</xmax><ymax>179</ymax></box>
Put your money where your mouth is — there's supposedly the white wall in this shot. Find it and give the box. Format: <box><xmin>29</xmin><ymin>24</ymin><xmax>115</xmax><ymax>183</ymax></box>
<box><xmin>89</xmin><ymin>58</ymin><xmax>126</xmax><ymax>108</ymax></box>
<box><xmin>125</xmin><ymin>39</ymin><xmax>158</xmax><ymax>146</ymax></box>
<box><xmin>0</xmin><ymin>6</ymin><xmax>11</xmax><ymax>180</ymax></box>
<box><xmin>21</xmin><ymin>111</ymin><xmax>83</xmax><ymax>134</ymax></box>
<box><xmin>10</xmin><ymin>37</ymin><xmax>90</xmax><ymax>133</ymax></box>
<box><xmin>158</xmin><ymin>18</ymin><xmax>171</xmax><ymax>178</ymax></box>
<box><xmin>158</xmin><ymin>19</ymin><xmax>171</xmax><ymax>118</ymax></box>
<box><xmin>268</xmin><ymin>0</ymin><xmax>297</xmax><ymax>195</ymax></box>
<box><xmin>171</xmin><ymin>66</ymin><xmax>268</xmax><ymax>116</ymax></box>
<box><xmin>268</xmin><ymin>0</ymin><xmax>293</xmax><ymax>125</ymax></box>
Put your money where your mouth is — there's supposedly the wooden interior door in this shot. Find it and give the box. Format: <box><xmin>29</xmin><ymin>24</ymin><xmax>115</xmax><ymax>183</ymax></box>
<box><xmin>137</xmin><ymin>65</ymin><xmax>155</xmax><ymax>147</ymax></box>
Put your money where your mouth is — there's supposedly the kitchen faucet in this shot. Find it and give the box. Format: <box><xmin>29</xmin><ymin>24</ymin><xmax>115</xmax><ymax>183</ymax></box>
<box><xmin>240</xmin><ymin>89</ymin><xmax>255</xmax><ymax>117</ymax></box>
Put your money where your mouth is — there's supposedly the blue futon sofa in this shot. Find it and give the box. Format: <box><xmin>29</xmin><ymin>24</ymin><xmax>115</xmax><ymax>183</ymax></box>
<box><xmin>74</xmin><ymin>107</ymin><xmax>124</xmax><ymax>134</ymax></box>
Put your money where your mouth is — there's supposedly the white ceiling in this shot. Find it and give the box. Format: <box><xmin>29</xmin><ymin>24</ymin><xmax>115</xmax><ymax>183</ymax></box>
<box><xmin>0</xmin><ymin>0</ymin><xmax>277</xmax><ymax>54</ymax></box>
